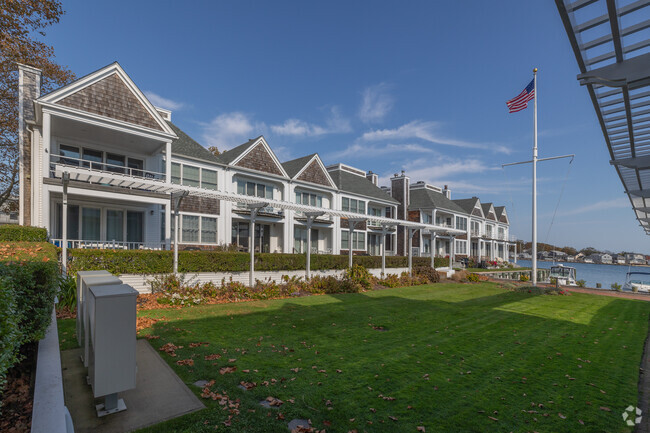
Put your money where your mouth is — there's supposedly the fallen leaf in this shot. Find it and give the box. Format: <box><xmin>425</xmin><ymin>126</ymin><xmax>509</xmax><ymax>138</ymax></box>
<box><xmin>219</xmin><ymin>366</ymin><xmax>237</xmax><ymax>375</ymax></box>
<box><xmin>417</xmin><ymin>427</ymin><xmax>426</xmax><ymax>432</ymax></box>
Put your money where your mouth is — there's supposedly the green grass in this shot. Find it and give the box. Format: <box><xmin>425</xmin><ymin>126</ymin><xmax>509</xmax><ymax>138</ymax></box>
<box><xmin>57</xmin><ymin>317</ymin><xmax>77</xmax><ymax>351</ymax></box>
<box><xmin>69</xmin><ymin>282</ymin><xmax>650</xmax><ymax>432</ymax></box>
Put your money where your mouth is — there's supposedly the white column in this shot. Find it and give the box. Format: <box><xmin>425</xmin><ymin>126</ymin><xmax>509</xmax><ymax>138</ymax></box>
<box><xmin>61</xmin><ymin>173</ymin><xmax>69</xmax><ymax>276</ymax></box>
<box><xmin>41</xmin><ymin>112</ymin><xmax>51</xmax><ymax>230</ymax></box>
<box><xmin>250</xmin><ymin>213</ymin><xmax>256</xmax><ymax>286</ymax></box>
<box><xmin>165</xmin><ymin>204</ymin><xmax>171</xmax><ymax>250</ymax></box>
<box><xmin>408</xmin><ymin>228</ymin><xmax>413</xmax><ymax>276</ymax></box>
<box><xmin>381</xmin><ymin>226</ymin><xmax>387</xmax><ymax>277</ymax></box>
<box><xmin>348</xmin><ymin>225</ymin><xmax>354</xmax><ymax>268</ymax></box>
<box><xmin>173</xmin><ymin>209</ymin><xmax>179</xmax><ymax>274</ymax></box>
<box><xmin>306</xmin><ymin>217</ymin><xmax>313</xmax><ymax>280</ymax></box>
<box><xmin>165</xmin><ymin>141</ymin><xmax>172</xmax><ymax>183</ymax></box>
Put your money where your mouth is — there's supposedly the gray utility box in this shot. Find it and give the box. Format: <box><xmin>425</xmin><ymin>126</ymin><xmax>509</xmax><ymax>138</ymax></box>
<box><xmin>87</xmin><ymin>284</ymin><xmax>138</xmax><ymax>411</ymax></box>
<box><xmin>79</xmin><ymin>274</ymin><xmax>122</xmax><ymax>367</ymax></box>
<box><xmin>76</xmin><ymin>271</ymin><xmax>112</xmax><ymax>348</ymax></box>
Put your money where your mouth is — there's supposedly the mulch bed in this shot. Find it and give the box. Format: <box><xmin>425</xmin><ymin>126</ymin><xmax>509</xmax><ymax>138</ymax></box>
<box><xmin>0</xmin><ymin>343</ymin><xmax>37</xmax><ymax>433</ymax></box>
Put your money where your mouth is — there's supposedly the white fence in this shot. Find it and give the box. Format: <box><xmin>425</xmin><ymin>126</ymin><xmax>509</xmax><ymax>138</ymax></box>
<box><xmin>120</xmin><ymin>267</ymin><xmax>411</xmax><ymax>293</ymax></box>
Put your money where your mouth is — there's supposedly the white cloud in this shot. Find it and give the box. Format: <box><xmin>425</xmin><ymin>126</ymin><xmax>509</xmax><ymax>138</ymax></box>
<box><xmin>361</xmin><ymin>120</ymin><xmax>511</xmax><ymax>154</ymax></box>
<box><xmin>328</xmin><ymin>142</ymin><xmax>434</xmax><ymax>160</ymax></box>
<box><xmin>144</xmin><ymin>91</ymin><xmax>184</xmax><ymax>111</ymax></box>
<box><xmin>200</xmin><ymin>112</ymin><xmax>266</xmax><ymax>151</ymax></box>
<box><xmin>556</xmin><ymin>197</ymin><xmax>629</xmax><ymax>217</ymax></box>
<box><xmin>359</xmin><ymin>83</ymin><xmax>393</xmax><ymax>123</ymax></box>
<box><xmin>271</xmin><ymin>106</ymin><xmax>352</xmax><ymax>137</ymax></box>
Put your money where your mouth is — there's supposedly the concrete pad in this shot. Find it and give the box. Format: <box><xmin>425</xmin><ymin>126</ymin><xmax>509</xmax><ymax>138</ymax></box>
<box><xmin>61</xmin><ymin>339</ymin><xmax>205</xmax><ymax>433</ymax></box>
<box><xmin>288</xmin><ymin>419</ymin><xmax>310</xmax><ymax>431</ymax></box>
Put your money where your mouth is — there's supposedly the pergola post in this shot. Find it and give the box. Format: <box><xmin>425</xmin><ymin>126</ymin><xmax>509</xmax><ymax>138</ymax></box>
<box><xmin>305</xmin><ymin>212</ymin><xmax>324</xmax><ymax>280</ymax></box>
<box><xmin>430</xmin><ymin>231</ymin><xmax>436</xmax><ymax>269</ymax></box>
<box><xmin>408</xmin><ymin>228</ymin><xmax>415</xmax><ymax>277</ymax></box>
<box><xmin>171</xmin><ymin>191</ymin><xmax>189</xmax><ymax>275</ymax></box>
<box><xmin>248</xmin><ymin>203</ymin><xmax>268</xmax><ymax>287</ymax></box>
<box><xmin>346</xmin><ymin>218</ymin><xmax>367</xmax><ymax>269</ymax></box>
<box><xmin>61</xmin><ymin>172</ymin><xmax>70</xmax><ymax>276</ymax></box>
<box><xmin>380</xmin><ymin>224</ymin><xmax>393</xmax><ymax>277</ymax></box>
<box><xmin>514</xmin><ymin>243</ymin><xmax>518</xmax><ymax>264</ymax></box>
<box><xmin>450</xmin><ymin>236</ymin><xmax>456</xmax><ymax>268</ymax></box>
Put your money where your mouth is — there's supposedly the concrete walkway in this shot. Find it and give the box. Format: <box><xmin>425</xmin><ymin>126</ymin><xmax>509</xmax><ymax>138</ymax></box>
<box><xmin>61</xmin><ymin>339</ymin><xmax>204</xmax><ymax>433</ymax></box>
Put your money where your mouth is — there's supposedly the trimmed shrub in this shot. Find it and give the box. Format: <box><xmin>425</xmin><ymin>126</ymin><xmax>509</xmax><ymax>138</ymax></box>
<box><xmin>0</xmin><ymin>225</ymin><xmax>48</xmax><ymax>242</ymax></box>
<box><xmin>68</xmin><ymin>249</ymin><xmax>449</xmax><ymax>275</ymax></box>
<box><xmin>413</xmin><ymin>266</ymin><xmax>440</xmax><ymax>283</ymax></box>
<box><xmin>576</xmin><ymin>279</ymin><xmax>586</xmax><ymax>288</ymax></box>
<box><xmin>0</xmin><ymin>242</ymin><xmax>59</xmax><ymax>406</ymax></box>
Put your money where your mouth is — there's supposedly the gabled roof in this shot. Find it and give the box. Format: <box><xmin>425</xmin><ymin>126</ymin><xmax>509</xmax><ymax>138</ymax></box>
<box><xmin>408</xmin><ymin>188</ymin><xmax>467</xmax><ymax>214</ymax></box>
<box><xmin>167</xmin><ymin>121</ymin><xmax>220</xmax><ymax>164</ymax></box>
<box><xmin>482</xmin><ymin>203</ymin><xmax>497</xmax><ymax>220</ymax></box>
<box><xmin>494</xmin><ymin>206</ymin><xmax>509</xmax><ymax>224</ymax></box>
<box><xmin>282</xmin><ymin>154</ymin><xmax>337</xmax><ymax>188</ymax></box>
<box><xmin>453</xmin><ymin>197</ymin><xmax>482</xmax><ymax>215</ymax></box>
<box><xmin>37</xmin><ymin>62</ymin><xmax>176</xmax><ymax>137</ymax></box>
<box><xmin>218</xmin><ymin>136</ymin><xmax>264</xmax><ymax>164</ymax></box>
<box><xmin>220</xmin><ymin>136</ymin><xmax>288</xmax><ymax>177</ymax></box>
<box><xmin>328</xmin><ymin>168</ymin><xmax>399</xmax><ymax>204</ymax></box>
<box><xmin>282</xmin><ymin>154</ymin><xmax>316</xmax><ymax>178</ymax></box>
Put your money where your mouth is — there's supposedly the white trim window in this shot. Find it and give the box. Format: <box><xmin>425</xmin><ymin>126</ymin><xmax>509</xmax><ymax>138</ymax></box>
<box><xmin>237</xmin><ymin>179</ymin><xmax>274</xmax><ymax>199</ymax></box>
<box><xmin>342</xmin><ymin>197</ymin><xmax>365</xmax><ymax>214</ymax></box>
<box><xmin>455</xmin><ymin>240</ymin><xmax>467</xmax><ymax>255</ymax></box>
<box><xmin>295</xmin><ymin>190</ymin><xmax>323</xmax><ymax>207</ymax></box>
<box><xmin>341</xmin><ymin>230</ymin><xmax>365</xmax><ymax>250</ymax></box>
<box><xmin>172</xmin><ymin>162</ymin><xmax>218</xmax><ymax>190</ymax></box>
<box><xmin>181</xmin><ymin>214</ymin><xmax>217</xmax><ymax>244</ymax></box>
<box><xmin>422</xmin><ymin>212</ymin><xmax>432</xmax><ymax>224</ymax></box>
<box><xmin>455</xmin><ymin>216</ymin><xmax>468</xmax><ymax>231</ymax></box>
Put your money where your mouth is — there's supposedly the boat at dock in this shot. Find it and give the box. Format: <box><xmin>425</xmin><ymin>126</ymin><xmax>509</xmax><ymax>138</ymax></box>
<box><xmin>548</xmin><ymin>264</ymin><xmax>577</xmax><ymax>286</ymax></box>
<box><xmin>623</xmin><ymin>271</ymin><xmax>650</xmax><ymax>293</ymax></box>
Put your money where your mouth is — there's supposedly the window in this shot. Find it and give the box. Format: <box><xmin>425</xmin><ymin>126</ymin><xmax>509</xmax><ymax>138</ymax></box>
<box><xmin>128</xmin><ymin>158</ymin><xmax>144</xmax><ymax>177</ymax></box>
<box><xmin>171</xmin><ymin>163</ymin><xmax>181</xmax><ymax>184</ymax></box>
<box><xmin>368</xmin><ymin>207</ymin><xmax>382</xmax><ymax>217</ymax></box>
<box><xmin>237</xmin><ymin>180</ymin><xmax>274</xmax><ymax>198</ymax></box>
<box><xmin>126</xmin><ymin>211</ymin><xmax>143</xmax><ymax>243</ymax></box>
<box><xmin>455</xmin><ymin>240</ymin><xmax>467</xmax><ymax>255</ymax></box>
<box><xmin>471</xmin><ymin>221</ymin><xmax>480</xmax><ymax>235</ymax></box>
<box><xmin>106</xmin><ymin>153</ymin><xmax>125</xmax><ymax>173</ymax></box>
<box><xmin>82</xmin><ymin>148</ymin><xmax>102</xmax><ymax>169</ymax></box>
<box><xmin>106</xmin><ymin>210</ymin><xmax>124</xmax><ymax>242</ymax></box>
<box><xmin>422</xmin><ymin>212</ymin><xmax>432</xmax><ymax>224</ymax></box>
<box><xmin>182</xmin><ymin>215</ymin><xmax>199</xmax><ymax>242</ymax></box>
<box><xmin>202</xmin><ymin>169</ymin><xmax>217</xmax><ymax>190</ymax></box>
<box><xmin>455</xmin><ymin>216</ymin><xmax>467</xmax><ymax>231</ymax></box>
<box><xmin>342</xmin><ymin>197</ymin><xmax>366</xmax><ymax>214</ymax></box>
<box><xmin>201</xmin><ymin>217</ymin><xmax>217</xmax><ymax>243</ymax></box>
<box><xmin>82</xmin><ymin>208</ymin><xmax>101</xmax><ymax>241</ymax></box>
<box><xmin>341</xmin><ymin>230</ymin><xmax>365</xmax><ymax>250</ymax></box>
<box><xmin>59</xmin><ymin>145</ymin><xmax>80</xmax><ymax>166</ymax></box>
<box><xmin>296</xmin><ymin>191</ymin><xmax>324</xmax><ymax>208</ymax></box>
<box><xmin>183</xmin><ymin>166</ymin><xmax>200</xmax><ymax>187</ymax></box>
<box><xmin>294</xmin><ymin>227</ymin><xmax>307</xmax><ymax>253</ymax></box>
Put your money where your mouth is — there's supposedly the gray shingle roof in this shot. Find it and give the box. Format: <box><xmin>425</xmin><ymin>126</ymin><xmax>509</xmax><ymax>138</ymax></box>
<box><xmin>408</xmin><ymin>188</ymin><xmax>468</xmax><ymax>214</ymax></box>
<box><xmin>218</xmin><ymin>136</ymin><xmax>263</xmax><ymax>164</ymax></box>
<box><xmin>328</xmin><ymin>168</ymin><xmax>399</xmax><ymax>204</ymax></box>
<box><xmin>167</xmin><ymin>121</ymin><xmax>220</xmax><ymax>163</ymax></box>
<box><xmin>481</xmin><ymin>203</ymin><xmax>494</xmax><ymax>215</ymax></box>
<box><xmin>494</xmin><ymin>206</ymin><xmax>506</xmax><ymax>218</ymax></box>
<box><xmin>453</xmin><ymin>197</ymin><xmax>480</xmax><ymax>214</ymax></box>
<box><xmin>282</xmin><ymin>154</ymin><xmax>316</xmax><ymax>178</ymax></box>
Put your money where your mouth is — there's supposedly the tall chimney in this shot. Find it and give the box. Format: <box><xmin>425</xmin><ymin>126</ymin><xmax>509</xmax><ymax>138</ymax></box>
<box><xmin>390</xmin><ymin>171</ymin><xmax>410</xmax><ymax>256</ymax></box>
<box><xmin>366</xmin><ymin>170</ymin><xmax>378</xmax><ymax>186</ymax></box>
<box><xmin>443</xmin><ymin>184</ymin><xmax>451</xmax><ymax>199</ymax></box>
<box><xmin>18</xmin><ymin>64</ymin><xmax>42</xmax><ymax>227</ymax></box>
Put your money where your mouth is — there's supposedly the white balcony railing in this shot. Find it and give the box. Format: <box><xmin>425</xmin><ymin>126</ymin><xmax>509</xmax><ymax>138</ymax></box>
<box><xmin>51</xmin><ymin>154</ymin><xmax>166</xmax><ymax>181</ymax></box>
<box><xmin>234</xmin><ymin>203</ymin><xmax>284</xmax><ymax>217</ymax></box>
<box><xmin>51</xmin><ymin>239</ymin><xmax>166</xmax><ymax>250</ymax></box>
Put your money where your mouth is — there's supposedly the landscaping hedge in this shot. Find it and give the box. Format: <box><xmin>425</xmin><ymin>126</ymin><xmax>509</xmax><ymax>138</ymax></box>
<box><xmin>0</xmin><ymin>225</ymin><xmax>48</xmax><ymax>242</ymax></box>
<box><xmin>67</xmin><ymin>249</ymin><xmax>449</xmax><ymax>275</ymax></box>
<box><xmin>0</xmin><ymin>242</ymin><xmax>59</xmax><ymax>403</ymax></box>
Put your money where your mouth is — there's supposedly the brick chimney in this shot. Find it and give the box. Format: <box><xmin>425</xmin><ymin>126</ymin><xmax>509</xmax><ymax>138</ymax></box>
<box><xmin>390</xmin><ymin>170</ymin><xmax>410</xmax><ymax>256</ymax></box>
<box><xmin>18</xmin><ymin>64</ymin><xmax>42</xmax><ymax>226</ymax></box>
<box><xmin>366</xmin><ymin>170</ymin><xmax>378</xmax><ymax>186</ymax></box>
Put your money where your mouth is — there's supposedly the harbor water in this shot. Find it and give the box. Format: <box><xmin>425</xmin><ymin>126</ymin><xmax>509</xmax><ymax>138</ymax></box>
<box><xmin>517</xmin><ymin>259</ymin><xmax>649</xmax><ymax>289</ymax></box>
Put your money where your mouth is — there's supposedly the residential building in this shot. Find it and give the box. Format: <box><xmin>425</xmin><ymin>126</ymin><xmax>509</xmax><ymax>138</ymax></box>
<box><xmin>625</xmin><ymin>253</ymin><xmax>646</xmax><ymax>265</ymax></box>
<box><xmin>589</xmin><ymin>253</ymin><xmax>612</xmax><ymax>264</ymax></box>
<box><xmin>17</xmin><ymin>62</ymin><xmax>511</xmax><ymax>260</ymax></box>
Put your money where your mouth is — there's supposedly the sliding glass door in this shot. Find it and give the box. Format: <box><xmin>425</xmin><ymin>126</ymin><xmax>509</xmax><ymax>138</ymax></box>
<box><xmin>126</xmin><ymin>211</ymin><xmax>144</xmax><ymax>244</ymax></box>
<box><xmin>106</xmin><ymin>210</ymin><xmax>124</xmax><ymax>242</ymax></box>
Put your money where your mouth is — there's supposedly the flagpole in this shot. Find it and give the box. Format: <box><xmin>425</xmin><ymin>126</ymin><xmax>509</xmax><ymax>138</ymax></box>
<box><xmin>532</xmin><ymin>68</ymin><xmax>538</xmax><ymax>286</ymax></box>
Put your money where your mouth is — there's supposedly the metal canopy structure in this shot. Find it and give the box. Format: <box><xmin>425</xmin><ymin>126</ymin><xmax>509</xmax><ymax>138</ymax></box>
<box><xmin>556</xmin><ymin>0</ymin><xmax>650</xmax><ymax>234</ymax></box>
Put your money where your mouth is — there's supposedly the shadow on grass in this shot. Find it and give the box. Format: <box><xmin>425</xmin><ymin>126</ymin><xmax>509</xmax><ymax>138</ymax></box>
<box><xmin>138</xmin><ymin>286</ymin><xmax>650</xmax><ymax>433</ymax></box>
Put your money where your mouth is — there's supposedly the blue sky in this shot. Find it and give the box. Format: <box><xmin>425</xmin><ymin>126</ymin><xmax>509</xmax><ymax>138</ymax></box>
<box><xmin>44</xmin><ymin>0</ymin><xmax>646</xmax><ymax>253</ymax></box>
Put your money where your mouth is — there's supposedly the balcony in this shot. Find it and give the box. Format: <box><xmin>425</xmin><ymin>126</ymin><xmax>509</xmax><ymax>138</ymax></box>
<box><xmin>52</xmin><ymin>239</ymin><xmax>166</xmax><ymax>250</ymax></box>
<box><xmin>233</xmin><ymin>203</ymin><xmax>284</xmax><ymax>218</ymax></box>
<box><xmin>50</xmin><ymin>154</ymin><xmax>166</xmax><ymax>182</ymax></box>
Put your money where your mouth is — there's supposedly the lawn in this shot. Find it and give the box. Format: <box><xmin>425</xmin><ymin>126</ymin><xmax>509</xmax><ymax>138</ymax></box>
<box><xmin>61</xmin><ymin>282</ymin><xmax>650</xmax><ymax>432</ymax></box>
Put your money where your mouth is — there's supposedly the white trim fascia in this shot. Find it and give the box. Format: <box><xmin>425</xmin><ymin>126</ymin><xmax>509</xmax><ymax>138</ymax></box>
<box><xmin>40</xmin><ymin>104</ymin><xmax>176</xmax><ymax>142</ymax></box>
<box><xmin>45</xmin><ymin>184</ymin><xmax>169</xmax><ymax>205</ymax></box>
<box><xmin>339</xmin><ymin>191</ymin><xmax>397</xmax><ymax>208</ymax></box>
<box><xmin>230</xmin><ymin>137</ymin><xmax>289</xmax><ymax>178</ymax></box>
<box><xmin>292</xmin><ymin>154</ymin><xmax>337</xmax><ymax>189</ymax></box>
<box><xmin>229</xmin><ymin>164</ymin><xmax>290</xmax><ymax>183</ymax></box>
<box><xmin>171</xmin><ymin>154</ymin><xmax>226</xmax><ymax>169</ymax></box>
<box><xmin>37</xmin><ymin>62</ymin><xmax>176</xmax><ymax>136</ymax></box>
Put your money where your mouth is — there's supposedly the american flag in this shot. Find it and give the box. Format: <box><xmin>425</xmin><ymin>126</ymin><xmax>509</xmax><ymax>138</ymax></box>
<box><xmin>506</xmin><ymin>79</ymin><xmax>535</xmax><ymax>113</ymax></box>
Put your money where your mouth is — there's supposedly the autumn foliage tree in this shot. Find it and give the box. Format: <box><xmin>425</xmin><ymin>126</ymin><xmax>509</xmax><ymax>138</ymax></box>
<box><xmin>0</xmin><ymin>0</ymin><xmax>75</xmax><ymax>210</ymax></box>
